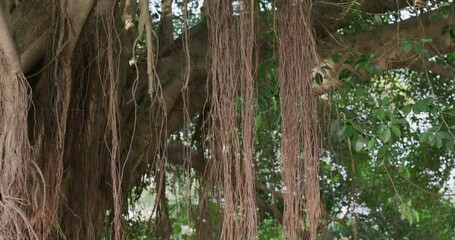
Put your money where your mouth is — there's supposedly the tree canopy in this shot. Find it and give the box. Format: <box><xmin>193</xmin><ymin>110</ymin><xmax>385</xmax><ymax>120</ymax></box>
<box><xmin>0</xmin><ymin>0</ymin><xmax>454</xmax><ymax>239</ymax></box>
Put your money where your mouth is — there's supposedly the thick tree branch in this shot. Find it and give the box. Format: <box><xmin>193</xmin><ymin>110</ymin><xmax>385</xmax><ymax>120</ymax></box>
<box><xmin>316</xmin><ymin>6</ymin><xmax>455</xmax><ymax>93</ymax></box>
<box><xmin>158</xmin><ymin>0</ymin><xmax>174</xmax><ymax>53</ymax></box>
<box><xmin>313</xmin><ymin>0</ymin><xmax>412</xmax><ymax>37</ymax></box>
<box><xmin>12</xmin><ymin>0</ymin><xmax>413</xmax><ymax>73</ymax></box>
<box><xmin>410</xmin><ymin>58</ymin><xmax>455</xmax><ymax>78</ymax></box>
<box><xmin>12</xmin><ymin>0</ymin><xmax>53</xmax><ymax>72</ymax></box>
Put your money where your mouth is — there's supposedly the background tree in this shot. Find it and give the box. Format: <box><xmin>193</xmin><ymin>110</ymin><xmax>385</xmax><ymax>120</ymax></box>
<box><xmin>0</xmin><ymin>0</ymin><xmax>454</xmax><ymax>239</ymax></box>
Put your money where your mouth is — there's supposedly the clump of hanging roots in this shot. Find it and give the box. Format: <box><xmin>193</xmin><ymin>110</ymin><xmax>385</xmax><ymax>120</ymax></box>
<box><xmin>0</xmin><ymin>3</ymin><xmax>36</xmax><ymax>238</ymax></box>
<box><xmin>206</xmin><ymin>0</ymin><xmax>321</xmax><ymax>239</ymax></box>
<box><xmin>278</xmin><ymin>1</ymin><xmax>321</xmax><ymax>239</ymax></box>
<box><xmin>206</xmin><ymin>0</ymin><xmax>258</xmax><ymax>239</ymax></box>
<box><xmin>0</xmin><ymin>72</ymin><xmax>36</xmax><ymax>240</ymax></box>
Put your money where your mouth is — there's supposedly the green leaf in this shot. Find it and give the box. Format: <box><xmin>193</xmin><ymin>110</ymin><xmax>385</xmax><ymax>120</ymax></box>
<box><xmin>339</xmin><ymin>69</ymin><xmax>352</xmax><ymax>81</ymax></box>
<box><xmin>450</xmin><ymin>28</ymin><xmax>455</xmax><ymax>40</ymax></box>
<box><xmin>398</xmin><ymin>201</ymin><xmax>419</xmax><ymax>225</ymax></box>
<box><xmin>437</xmin><ymin>131</ymin><xmax>454</xmax><ymax>140</ymax></box>
<box><xmin>390</xmin><ymin>125</ymin><xmax>401</xmax><ymax>138</ymax></box>
<box><xmin>413</xmin><ymin>209</ymin><xmax>420</xmax><ymax>223</ymax></box>
<box><xmin>368</xmin><ymin>53</ymin><xmax>378</xmax><ymax>60</ymax></box>
<box><xmin>429</xmin><ymin>126</ymin><xmax>439</xmax><ymax>132</ymax></box>
<box><xmin>413</xmin><ymin>99</ymin><xmax>428</xmax><ymax>114</ymax></box>
<box><xmin>402</xmin><ymin>167</ymin><xmax>411</xmax><ymax>178</ymax></box>
<box><xmin>373</xmin><ymin>64</ymin><xmax>383</xmax><ymax>76</ymax></box>
<box><xmin>173</xmin><ymin>224</ymin><xmax>182</xmax><ymax>234</ymax></box>
<box><xmin>375</xmin><ymin>108</ymin><xmax>386</xmax><ymax>120</ymax></box>
<box><xmin>401</xmin><ymin>105</ymin><xmax>412</xmax><ymax>114</ymax></box>
<box><xmin>355</xmin><ymin>55</ymin><xmax>369</xmax><ymax>71</ymax></box>
<box><xmin>428</xmin><ymin>133</ymin><xmax>436</xmax><ymax>146</ymax></box>
<box><xmin>368</xmin><ymin>138</ymin><xmax>377</xmax><ymax>150</ymax></box>
<box><xmin>330</xmin><ymin>119</ymin><xmax>340</xmax><ymax>135</ymax></box>
<box><xmin>394</xmin><ymin>119</ymin><xmax>408</xmax><ymax>125</ymax></box>
<box><xmin>381</xmin><ymin>97</ymin><xmax>391</xmax><ymax>105</ymax></box>
<box><xmin>387</xmin><ymin>110</ymin><xmax>395</xmax><ymax>121</ymax></box>
<box><xmin>355</xmin><ymin>62</ymin><xmax>365</xmax><ymax>71</ymax></box>
<box><xmin>353</xmin><ymin>22</ymin><xmax>363</xmax><ymax>33</ymax></box>
<box><xmin>355</xmin><ymin>137</ymin><xmax>367</xmax><ymax>152</ymax></box>
<box><xmin>331</xmin><ymin>119</ymin><xmax>346</xmax><ymax>140</ymax></box>
<box><xmin>413</xmin><ymin>44</ymin><xmax>423</xmax><ymax>55</ymax></box>
<box><xmin>435</xmin><ymin>134</ymin><xmax>443</xmax><ymax>148</ymax></box>
<box><xmin>345</xmin><ymin>125</ymin><xmax>354</xmax><ymax>138</ymax></box>
<box><xmin>378</xmin><ymin>145</ymin><xmax>388</xmax><ymax>158</ymax></box>
<box><xmin>315</xmin><ymin>73</ymin><xmax>323</xmax><ymax>85</ymax></box>
<box><xmin>374</xmin><ymin>15</ymin><xmax>382</xmax><ymax>24</ymax></box>
<box><xmin>331</xmin><ymin>52</ymin><xmax>341</xmax><ymax>63</ymax></box>
<box><xmin>355</xmin><ymin>88</ymin><xmax>365</xmax><ymax>98</ymax></box>
<box><xmin>381</xmin><ymin>128</ymin><xmax>391</xmax><ymax>143</ymax></box>
<box><xmin>385</xmin><ymin>151</ymin><xmax>393</xmax><ymax>161</ymax></box>
<box><xmin>351</xmin><ymin>121</ymin><xmax>362</xmax><ymax>133</ymax></box>
<box><xmin>255</xmin><ymin>114</ymin><xmax>263</xmax><ymax>129</ymax></box>
<box><xmin>365</xmin><ymin>63</ymin><xmax>374</xmax><ymax>74</ymax></box>
<box><xmin>402</xmin><ymin>41</ymin><xmax>414</xmax><ymax>54</ymax></box>
<box><xmin>420</xmin><ymin>37</ymin><xmax>432</xmax><ymax>43</ymax></box>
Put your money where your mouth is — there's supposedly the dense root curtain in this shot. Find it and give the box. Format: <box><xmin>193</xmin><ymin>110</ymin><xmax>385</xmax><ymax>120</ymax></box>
<box><xmin>206</xmin><ymin>0</ymin><xmax>258</xmax><ymax>239</ymax></box>
<box><xmin>278</xmin><ymin>1</ymin><xmax>321</xmax><ymax>239</ymax></box>
<box><xmin>0</xmin><ymin>3</ymin><xmax>35</xmax><ymax>239</ymax></box>
<box><xmin>206</xmin><ymin>0</ymin><xmax>321</xmax><ymax>239</ymax></box>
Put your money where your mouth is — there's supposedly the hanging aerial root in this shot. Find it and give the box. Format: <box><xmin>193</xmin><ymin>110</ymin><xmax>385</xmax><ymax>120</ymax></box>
<box><xmin>104</xmin><ymin>0</ymin><xmax>124</xmax><ymax>239</ymax></box>
<box><xmin>0</xmin><ymin>72</ymin><xmax>35</xmax><ymax>239</ymax></box>
<box><xmin>206</xmin><ymin>0</ymin><xmax>258</xmax><ymax>239</ymax></box>
<box><xmin>0</xmin><ymin>3</ymin><xmax>36</xmax><ymax>238</ymax></box>
<box><xmin>278</xmin><ymin>1</ymin><xmax>321</xmax><ymax>239</ymax></box>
